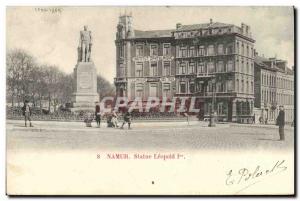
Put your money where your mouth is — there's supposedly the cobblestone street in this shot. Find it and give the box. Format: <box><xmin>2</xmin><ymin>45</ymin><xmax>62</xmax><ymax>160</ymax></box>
<box><xmin>7</xmin><ymin>120</ymin><xmax>294</xmax><ymax>152</ymax></box>
<box><xmin>6</xmin><ymin>120</ymin><xmax>294</xmax><ymax>195</ymax></box>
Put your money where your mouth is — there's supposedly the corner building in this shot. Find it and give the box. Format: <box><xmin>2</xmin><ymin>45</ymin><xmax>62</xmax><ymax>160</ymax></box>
<box><xmin>115</xmin><ymin>15</ymin><xmax>255</xmax><ymax>123</ymax></box>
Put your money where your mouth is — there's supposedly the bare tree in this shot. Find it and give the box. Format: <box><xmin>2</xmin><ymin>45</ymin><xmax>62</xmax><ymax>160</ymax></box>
<box><xmin>7</xmin><ymin>48</ymin><xmax>115</xmax><ymax>113</ymax></box>
<box><xmin>43</xmin><ymin>65</ymin><xmax>65</xmax><ymax>112</ymax></box>
<box><xmin>97</xmin><ymin>75</ymin><xmax>115</xmax><ymax>99</ymax></box>
<box><xmin>6</xmin><ymin>49</ymin><xmax>36</xmax><ymax>106</ymax></box>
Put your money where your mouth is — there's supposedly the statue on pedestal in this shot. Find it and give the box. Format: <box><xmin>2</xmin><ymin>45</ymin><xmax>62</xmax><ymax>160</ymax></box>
<box><xmin>78</xmin><ymin>25</ymin><xmax>92</xmax><ymax>62</ymax></box>
<box><xmin>72</xmin><ymin>25</ymin><xmax>99</xmax><ymax>112</ymax></box>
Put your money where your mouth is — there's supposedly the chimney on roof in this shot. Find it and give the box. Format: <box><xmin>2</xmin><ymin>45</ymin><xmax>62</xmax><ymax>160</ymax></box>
<box><xmin>241</xmin><ymin>23</ymin><xmax>245</xmax><ymax>34</ymax></box>
<box><xmin>210</xmin><ymin>19</ymin><xmax>213</xmax><ymax>24</ymax></box>
<box><xmin>176</xmin><ymin>23</ymin><xmax>182</xmax><ymax>29</ymax></box>
<box><xmin>254</xmin><ymin>49</ymin><xmax>258</xmax><ymax>57</ymax></box>
<box><xmin>271</xmin><ymin>60</ymin><xmax>274</xmax><ymax>68</ymax></box>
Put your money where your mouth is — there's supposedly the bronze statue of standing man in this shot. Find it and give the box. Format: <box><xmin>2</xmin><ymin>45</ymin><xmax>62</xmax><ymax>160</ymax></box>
<box><xmin>78</xmin><ymin>25</ymin><xmax>92</xmax><ymax>62</ymax></box>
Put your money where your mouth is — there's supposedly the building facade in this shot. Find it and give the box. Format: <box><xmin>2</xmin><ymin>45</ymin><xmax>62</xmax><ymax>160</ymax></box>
<box><xmin>254</xmin><ymin>55</ymin><xmax>294</xmax><ymax>123</ymax></box>
<box><xmin>114</xmin><ymin>15</ymin><xmax>176</xmax><ymax>101</ymax></box>
<box><xmin>115</xmin><ymin>15</ymin><xmax>256</xmax><ymax>122</ymax></box>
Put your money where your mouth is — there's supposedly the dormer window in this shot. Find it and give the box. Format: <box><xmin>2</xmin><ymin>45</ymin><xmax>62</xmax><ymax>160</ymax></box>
<box><xmin>136</xmin><ymin>44</ymin><xmax>144</xmax><ymax>57</ymax></box>
<box><xmin>163</xmin><ymin>43</ymin><xmax>171</xmax><ymax>56</ymax></box>
<box><xmin>150</xmin><ymin>44</ymin><xmax>158</xmax><ymax>56</ymax></box>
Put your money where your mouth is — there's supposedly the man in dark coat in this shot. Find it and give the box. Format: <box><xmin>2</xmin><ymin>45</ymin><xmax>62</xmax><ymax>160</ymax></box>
<box><xmin>95</xmin><ymin>102</ymin><xmax>101</xmax><ymax>128</ymax></box>
<box><xmin>22</xmin><ymin>100</ymin><xmax>33</xmax><ymax>127</ymax></box>
<box><xmin>276</xmin><ymin>105</ymin><xmax>285</xmax><ymax>141</ymax></box>
<box><xmin>121</xmin><ymin>111</ymin><xmax>132</xmax><ymax>129</ymax></box>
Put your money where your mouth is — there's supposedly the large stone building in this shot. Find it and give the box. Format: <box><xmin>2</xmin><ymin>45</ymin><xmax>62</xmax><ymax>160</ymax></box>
<box><xmin>254</xmin><ymin>55</ymin><xmax>294</xmax><ymax>123</ymax></box>
<box><xmin>114</xmin><ymin>15</ymin><xmax>176</xmax><ymax>101</ymax></box>
<box><xmin>115</xmin><ymin>15</ymin><xmax>256</xmax><ymax>122</ymax></box>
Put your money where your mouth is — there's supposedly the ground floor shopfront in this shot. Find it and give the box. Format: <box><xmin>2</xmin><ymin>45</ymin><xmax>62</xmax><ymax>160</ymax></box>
<box><xmin>195</xmin><ymin>97</ymin><xmax>254</xmax><ymax>123</ymax></box>
<box><xmin>254</xmin><ymin>105</ymin><xmax>294</xmax><ymax>124</ymax></box>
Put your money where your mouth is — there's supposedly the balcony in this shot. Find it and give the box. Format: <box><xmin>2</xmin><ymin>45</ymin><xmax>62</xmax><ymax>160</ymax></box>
<box><xmin>196</xmin><ymin>72</ymin><xmax>215</xmax><ymax>79</ymax></box>
<box><xmin>193</xmin><ymin>91</ymin><xmax>237</xmax><ymax>98</ymax></box>
<box><xmin>114</xmin><ymin>77</ymin><xmax>127</xmax><ymax>83</ymax></box>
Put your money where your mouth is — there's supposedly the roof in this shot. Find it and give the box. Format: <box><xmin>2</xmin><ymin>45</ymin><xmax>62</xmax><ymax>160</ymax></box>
<box><xmin>254</xmin><ymin>56</ymin><xmax>293</xmax><ymax>74</ymax></box>
<box><xmin>254</xmin><ymin>55</ymin><xmax>269</xmax><ymax>67</ymax></box>
<box><xmin>176</xmin><ymin>22</ymin><xmax>233</xmax><ymax>31</ymax></box>
<box><xmin>132</xmin><ymin>22</ymin><xmax>233</xmax><ymax>38</ymax></box>
<box><xmin>286</xmin><ymin>68</ymin><xmax>294</xmax><ymax>75</ymax></box>
<box><xmin>134</xmin><ymin>29</ymin><xmax>174</xmax><ymax>38</ymax></box>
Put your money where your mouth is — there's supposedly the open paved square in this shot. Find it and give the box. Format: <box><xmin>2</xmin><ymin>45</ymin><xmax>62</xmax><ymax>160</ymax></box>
<box><xmin>6</xmin><ymin>119</ymin><xmax>294</xmax><ymax>195</ymax></box>
<box><xmin>7</xmin><ymin>120</ymin><xmax>294</xmax><ymax>152</ymax></box>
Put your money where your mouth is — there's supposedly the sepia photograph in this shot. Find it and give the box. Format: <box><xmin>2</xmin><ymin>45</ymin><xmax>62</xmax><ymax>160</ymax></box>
<box><xmin>5</xmin><ymin>6</ymin><xmax>295</xmax><ymax>195</ymax></box>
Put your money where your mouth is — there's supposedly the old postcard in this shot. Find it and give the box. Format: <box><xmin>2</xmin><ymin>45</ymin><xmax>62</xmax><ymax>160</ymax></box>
<box><xmin>6</xmin><ymin>6</ymin><xmax>295</xmax><ymax>195</ymax></box>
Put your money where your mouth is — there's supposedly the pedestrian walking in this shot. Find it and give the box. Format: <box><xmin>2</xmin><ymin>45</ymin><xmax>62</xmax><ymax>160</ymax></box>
<box><xmin>95</xmin><ymin>102</ymin><xmax>101</xmax><ymax>128</ymax></box>
<box><xmin>276</xmin><ymin>105</ymin><xmax>285</xmax><ymax>141</ymax></box>
<box><xmin>22</xmin><ymin>100</ymin><xmax>33</xmax><ymax>127</ymax></box>
<box><xmin>121</xmin><ymin>111</ymin><xmax>132</xmax><ymax>129</ymax></box>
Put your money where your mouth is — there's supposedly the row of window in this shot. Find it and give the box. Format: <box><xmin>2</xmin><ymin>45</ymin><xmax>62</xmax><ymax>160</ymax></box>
<box><xmin>134</xmin><ymin>83</ymin><xmax>172</xmax><ymax>98</ymax></box>
<box><xmin>119</xmin><ymin>59</ymin><xmax>253</xmax><ymax>77</ymax></box>
<box><xmin>131</xmin><ymin>42</ymin><xmax>253</xmax><ymax>58</ymax></box>
<box><xmin>177</xmin><ymin>79</ymin><xmax>253</xmax><ymax>94</ymax></box>
<box><xmin>177</xmin><ymin>60</ymin><xmax>253</xmax><ymax>75</ymax></box>
<box><xmin>236</xmin><ymin>41</ymin><xmax>254</xmax><ymax>58</ymax></box>
<box><xmin>134</xmin><ymin>61</ymin><xmax>172</xmax><ymax>77</ymax></box>
<box><xmin>261</xmin><ymin>89</ymin><xmax>294</xmax><ymax>105</ymax></box>
<box><xmin>236</xmin><ymin>57</ymin><xmax>254</xmax><ymax>75</ymax></box>
<box><xmin>135</xmin><ymin>43</ymin><xmax>171</xmax><ymax>57</ymax></box>
<box><xmin>119</xmin><ymin>60</ymin><xmax>251</xmax><ymax>79</ymax></box>
<box><xmin>277</xmin><ymin>77</ymin><xmax>293</xmax><ymax>90</ymax></box>
<box><xmin>261</xmin><ymin>73</ymin><xmax>294</xmax><ymax>90</ymax></box>
<box><xmin>177</xmin><ymin>44</ymin><xmax>234</xmax><ymax>57</ymax></box>
<box><xmin>236</xmin><ymin>79</ymin><xmax>254</xmax><ymax>94</ymax></box>
<box><xmin>174</xmin><ymin>27</ymin><xmax>233</xmax><ymax>40</ymax></box>
<box><xmin>261</xmin><ymin>73</ymin><xmax>276</xmax><ymax>87</ymax></box>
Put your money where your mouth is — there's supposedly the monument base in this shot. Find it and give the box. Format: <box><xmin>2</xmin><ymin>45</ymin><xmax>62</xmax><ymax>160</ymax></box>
<box><xmin>71</xmin><ymin>61</ymin><xmax>99</xmax><ymax>113</ymax></box>
<box><xmin>71</xmin><ymin>93</ymin><xmax>99</xmax><ymax>112</ymax></box>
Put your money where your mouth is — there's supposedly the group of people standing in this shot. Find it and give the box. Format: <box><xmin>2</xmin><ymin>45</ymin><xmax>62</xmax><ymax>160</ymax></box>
<box><xmin>94</xmin><ymin>102</ymin><xmax>132</xmax><ymax>129</ymax></box>
<box><xmin>20</xmin><ymin>100</ymin><xmax>287</xmax><ymax>141</ymax></box>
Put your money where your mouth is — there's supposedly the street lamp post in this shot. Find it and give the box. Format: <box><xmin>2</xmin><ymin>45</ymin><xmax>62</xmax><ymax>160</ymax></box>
<box><xmin>209</xmin><ymin>78</ymin><xmax>216</xmax><ymax>127</ymax></box>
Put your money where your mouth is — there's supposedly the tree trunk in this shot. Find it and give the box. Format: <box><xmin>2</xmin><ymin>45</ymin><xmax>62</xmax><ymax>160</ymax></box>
<box><xmin>48</xmin><ymin>93</ymin><xmax>51</xmax><ymax>112</ymax></box>
<box><xmin>17</xmin><ymin>93</ymin><xmax>20</xmax><ymax>107</ymax></box>
<box><xmin>11</xmin><ymin>93</ymin><xmax>14</xmax><ymax>107</ymax></box>
<box><xmin>32</xmin><ymin>95</ymin><xmax>35</xmax><ymax>107</ymax></box>
<box><xmin>39</xmin><ymin>95</ymin><xmax>42</xmax><ymax>112</ymax></box>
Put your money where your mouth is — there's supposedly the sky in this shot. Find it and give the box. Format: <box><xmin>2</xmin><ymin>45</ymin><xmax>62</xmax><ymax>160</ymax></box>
<box><xmin>6</xmin><ymin>6</ymin><xmax>294</xmax><ymax>83</ymax></box>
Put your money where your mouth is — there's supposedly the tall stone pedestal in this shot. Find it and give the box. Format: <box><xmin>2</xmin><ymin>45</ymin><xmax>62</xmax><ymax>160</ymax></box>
<box><xmin>72</xmin><ymin>62</ymin><xmax>99</xmax><ymax>112</ymax></box>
